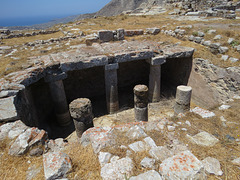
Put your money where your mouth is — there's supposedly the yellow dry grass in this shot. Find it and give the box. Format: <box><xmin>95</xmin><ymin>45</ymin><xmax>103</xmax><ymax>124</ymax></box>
<box><xmin>0</xmin><ymin>139</ymin><xmax>44</xmax><ymax>180</ymax></box>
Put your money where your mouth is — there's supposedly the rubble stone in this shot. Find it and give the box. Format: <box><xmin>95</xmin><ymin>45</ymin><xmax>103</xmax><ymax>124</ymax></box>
<box><xmin>100</xmin><ymin>157</ymin><xmax>133</xmax><ymax>180</ymax></box>
<box><xmin>202</xmin><ymin>157</ymin><xmax>223</xmax><ymax>176</ymax></box>
<box><xmin>43</xmin><ymin>151</ymin><xmax>72</xmax><ymax>180</ymax></box>
<box><xmin>130</xmin><ymin>170</ymin><xmax>162</xmax><ymax>180</ymax></box>
<box><xmin>187</xmin><ymin>131</ymin><xmax>219</xmax><ymax>147</ymax></box>
<box><xmin>159</xmin><ymin>150</ymin><xmax>205</xmax><ymax>179</ymax></box>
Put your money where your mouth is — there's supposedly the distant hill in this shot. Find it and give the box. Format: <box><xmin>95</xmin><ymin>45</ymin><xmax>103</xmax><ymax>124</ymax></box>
<box><xmin>95</xmin><ymin>0</ymin><xmax>164</xmax><ymax>16</ymax></box>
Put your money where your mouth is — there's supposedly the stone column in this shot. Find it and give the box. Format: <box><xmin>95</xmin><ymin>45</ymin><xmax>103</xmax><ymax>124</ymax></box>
<box><xmin>134</xmin><ymin>85</ymin><xmax>148</xmax><ymax>122</ymax></box>
<box><xmin>174</xmin><ymin>85</ymin><xmax>192</xmax><ymax>115</ymax></box>
<box><xmin>105</xmin><ymin>63</ymin><xmax>119</xmax><ymax>114</ymax></box>
<box><xmin>147</xmin><ymin>56</ymin><xmax>166</xmax><ymax>103</ymax></box>
<box><xmin>44</xmin><ymin>72</ymin><xmax>72</xmax><ymax>126</ymax></box>
<box><xmin>69</xmin><ymin>98</ymin><xmax>94</xmax><ymax>138</ymax></box>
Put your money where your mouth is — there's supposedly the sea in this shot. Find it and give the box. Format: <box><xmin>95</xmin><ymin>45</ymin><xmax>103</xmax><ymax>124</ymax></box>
<box><xmin>0</xmin><ymin>14</ymin><xmax>74</xmax><ymax>27</ymax></box>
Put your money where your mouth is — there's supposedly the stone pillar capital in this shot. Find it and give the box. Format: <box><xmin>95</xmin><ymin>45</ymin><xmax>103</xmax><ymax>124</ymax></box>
<box><xmin>146</xmin><ymin>56</ymin><xmax>166</xmax><ymax>66</ymax></box>
<box><xmin>105</xmin><ymin>63</ymin><xmax>119</xmax><ymax>71</ymax></box>
<box><xmin>44</xmin><ymin>72</ymin><xmax>67</xmax><ymax>83</ymax></box>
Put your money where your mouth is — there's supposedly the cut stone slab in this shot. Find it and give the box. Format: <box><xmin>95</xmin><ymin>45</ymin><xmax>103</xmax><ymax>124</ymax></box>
<box><xmin>0</xmin><ymin>96</ymin><xmax>18</xmax><ymax>122</ymax></box>
<box><xmin>187</xmin><ymin>131</ymin><xmax>219</xmax><ymax>147</ymax></box>
<box><xmin>43</xmin><ymin>151</ymin><xmax>72</xmax><ymax>180</ymax></box>
<box><xmin>202</xmin><ymin>157</ymin><xmax>223</xmax><ymax>176</ymax></box>
<box><xmin>191</xmin><ymin>107</ymin><xmax>215</xmax><ymax>118</ymax></box>
<box><xmin>100</xmin><ymin>157</ymin><xmax>133</xmax><ymax>180</ymax></box>
<box><xmin>232</xmin><ymin>157</ymin><xmax>240</xmax><ymax>166</ymax></box>
<box><xmin>140</xmin><ymin>157</ymin><xmax>156</xmax><ymax>169</ymax></box>
<box><xmin>130</xmin><ymin>170</ymin><xmax>162</xmax><ymax>180</ymax></box>
<box><xmin>159</xmin><ymin>150</ymin><xmax>205</xmax><ymax>179</ymax></box>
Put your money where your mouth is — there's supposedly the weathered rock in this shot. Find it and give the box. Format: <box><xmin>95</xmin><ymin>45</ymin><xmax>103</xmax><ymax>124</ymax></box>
<box><xmin>100</xmin><ymin>157</ymin><xmax>133</xmax><ymax>180</ymax></box>
<box><xmin>46</xmin><ymin>138</ymin><xmax>67</xmax><ymax>152</ymax></box>
<box><xmin>9</xmin><ymin>127</ymin><xmax>48</xmax><ymax>156</ymax></box>
<box><xmin>232</xmin><ymin>157</ymin><xmax>240</xmax><ymax>166</ymax></box>
<box><xmin>229</xmin><ymin>57</ymin><xmax>239</xmax><ymax>62</ymax></box>
<box><xmin>214</xmin><ymin>35</ymin><xmax>222</xmax><ymax>40</ymax></box>
<box><xmin>208</xmin><ymin>29</ymin><xmax>217</xmax><ymax>34</ymax></box>
<box><xmin>202</xmin><ymin>157</ymin><xmax>223</xmax><ymax>176</ymax></box>
<box><xmin>0</xmin><ymin>120</ymin><xmax>26</xmax><ymax>140</ymax></box>
<box><xmin>159</xmin><ymin>150</ymin><xmax>205</xmax><ymax>179</ymax></box>
<box><xmin>140</xmin><ymin>157</ymin><xmax>156</xmax><ymax>169</ymax></box>
<box><xmin>219</xmin><ymin>46</ymin><xmax>229</xmax><ymax>54</ymax></box>
<box><xmin>0</xmin><ymin>96</ymin><xmax>18</xmax><ymax>122</ymax></box>
<box><xmin>149</xmin><ymin>146</ymin><xmax>173</xmax><ymax>161</ymax></box>
<box><xmin>129</xmin><ymin>141</ymin><xmax>147</xmax><ymax>153</ymax></box>
<box><xmin>126</xmin><ymin>125</ymin><xmax>147</xmax><ymax>140</ymax></box>
<box><xmin>143</xmin><ymin>136</ymin><xmax>157</xmax><ymax>149</ymax></box>
<box><xmin>202</xmin><ymin>41</ymin><xmax>211</xmax><ymax>46</ymax></box>
<box><xmin>29</xmin><ymin>148</ymin><xmax>43</xmax><ymax>157</ymax></box>
<box><xmin>191</xmin><ymin>107</ymin><xmax>215</xmax><ymax>118</ymax></box>
<box><xmin>43</xmin><ymin>151</ymin><xmax>72</xmax><ymax>180</ymax></box>
<box><xmin>130</xmin><ymin>170</ymin><xmax>162</xmax><ymax>180</ymax></box>
<box><xmin>26</xmin><ymin>165</ymin><xmax>42</xmax><ymax>180</ymax></box>
<box><xmin>198</xmin><ymin>31</ymin><xmax>205</xmax><ymax>37</ymax></box>
<box><xmin>187</xmin><ymin>131</ymin><xmax>219</xmax><ymax>147</ymax></box>
<box><xmin>81</xmin><ymin>126</ymin><xmax>115</xmax><ymax>153</ymax></box>
<box><xmin>146</xmin><ymin>28</ymin><xmax>160</xmax><ymax>35</ymax></box>
<box><xmin>194</xmin><ymin>37</ymin><xmax>203</xmax><ymax>44</ymax></box>
<box><xmin>98</xmin><ymin>152</ymin><xmax>112</xmax><ymax>167</ymax></box>
<box><xmin>221</xmin><ymin>55</ymin><xmax>229</xmax><ymax>61</ymax></box>
<box><xmin>228</xmin><ymin>38</ymin><xmax>235</xmax><ymax>44</ymax></box>
<box><xmin>219</xmin><ymin>104</ymin><xmax>231</xmax><ymax>110</ymax></box>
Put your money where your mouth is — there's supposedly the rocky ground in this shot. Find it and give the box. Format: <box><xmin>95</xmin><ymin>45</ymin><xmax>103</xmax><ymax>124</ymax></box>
<box><xmin>0</xmin><ymin>3</ymin><xmax>240</xmax><ymax>180</ymax></box>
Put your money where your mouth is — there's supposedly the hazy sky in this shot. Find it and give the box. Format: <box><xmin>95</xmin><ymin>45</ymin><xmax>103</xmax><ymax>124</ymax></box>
<box><xmin>0</xmin><ymin>0</ymin><xmax>111</xmax><ymax>18</ymax></box>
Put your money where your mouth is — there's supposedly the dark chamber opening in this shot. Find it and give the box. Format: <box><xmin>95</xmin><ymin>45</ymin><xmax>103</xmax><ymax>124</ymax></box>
<box><xmin>17</xmin><ymin>57</ymin><xmax>192</xmax><ymax>139</ymax></box>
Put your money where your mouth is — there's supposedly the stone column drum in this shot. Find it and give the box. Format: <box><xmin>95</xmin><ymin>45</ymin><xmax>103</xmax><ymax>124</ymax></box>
<box><xmin>134</xmin><ymin>85</ymin><xmax>149</xmax><ymax>122</ymax></box>
<box><xmin>69</xmin><ymin>98</ymin><xmax>94</xmax><ymax>138</ymax></box>
<box><xmin>147</xmin><ymin>56</ymin><xmax>166</xmax><ymax>103</ymax></box>
<box><xmin>44</xmin><ymin>72</ymin><xmax>72</xmax><ymax>126</ymax></box>
<box><xmin>105</xmin><ymin>63</ymin><xmax>119</xmax><ymax>114</ymax></box>
<box><xmin>174</xmin><ymin>85</ymin><xmax>192</xmax><ymax>115</ymax></box>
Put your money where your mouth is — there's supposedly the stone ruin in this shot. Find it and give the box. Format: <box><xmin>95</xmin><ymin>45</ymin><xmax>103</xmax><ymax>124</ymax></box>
<box><xmin>0</xmin><ymin>40</ymin><xmax>194</xmax><ymax>138</ymax></box>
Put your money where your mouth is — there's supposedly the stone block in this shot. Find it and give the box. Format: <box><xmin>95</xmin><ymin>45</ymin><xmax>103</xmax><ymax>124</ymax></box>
<box><xmin>44</xmin><ymin>72</ymin><xmax>67</xmax><ymax>83</ymax></box>
<box><xmin>149</xmin><ymin>146</ymin><xmax>173</xmax><ymax>161</ymax></box>
<box><xmin>116</xmin><ymin>29</ymin><xmax>125</xmax><ymax>40</ymax></box>
<box><xmin>159</xmin><ymin>150</ymin><xmax>205</xmax><ymax>179</ymax></box>
<box><xmin>219</xmin><ymin>46</ymin><xmax>229</xmax><ymax>54</ymax></box>
<box><xmin>146</xmin><ymin>28</ymin><xmax>160</xmax><ymax>35</ymax></box>
<box><xmin>126</xmin><ymin>125</ymin><xmax>147</xmax><ymax>140</ymax></box>
<box><xmin>43</xmin><ymin>151</ymin><xmax>72</xmax><ymax>180</ymax></box>
<box><xmin>0</xmin><ymin>96</ymin><xmax>18</xmax><ymax>122</ymax></box>
<box><xmin>98</xmin><ymin>152</ymin><xmax>112</xmax><ymax>167</ymax></box>
<box><xmin>98</xmin><ymin>30</ymin><xmax>114</xmax><ymax>42</ymax></box>
<box><xmin>128</xmin><ymin>141</ymin><xmax>147</xmax><ymax>153</ymax></box>
<box><xmin>125</xmin><ymin>30</ymin><xmax>144</xmax><ymax>36</ymax></box>
<box><xmin>229</xmin><ymin>57</ymin><xmax>239</xmax><ymax>62</ymax></box>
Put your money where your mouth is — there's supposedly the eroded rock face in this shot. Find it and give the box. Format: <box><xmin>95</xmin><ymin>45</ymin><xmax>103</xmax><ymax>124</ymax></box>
<box><xmin>43</xmin><ymin>151</ymin><xmax>72</xmax><ymax>180</ymax></box>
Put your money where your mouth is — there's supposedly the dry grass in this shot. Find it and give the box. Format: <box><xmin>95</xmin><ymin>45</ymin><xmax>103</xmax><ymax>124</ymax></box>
<box><xmin>64</xmin><ymin>143</ymin><xmax>101</xmax><ymax>180</ymax></box>
<box><xmin>0</xmin><ymin>139</ymin><xmax>44</xmax><ymax>180</ymax></box>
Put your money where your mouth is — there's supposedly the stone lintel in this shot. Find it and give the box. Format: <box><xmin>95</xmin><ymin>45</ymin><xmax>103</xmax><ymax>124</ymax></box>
<box><xmin>44</xmin><ymin>72</ymin><xmax>67</xmax><ymax>83</ymax></box>
<box><xmin>146</xmin><ymin>56</ymin><xmax>166</xmax><ymax>65</ymax></box>
<box><xmin>105</xmin><ymin>63</ymin><xmax>119</xmax><ymax>71</ymax></box>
